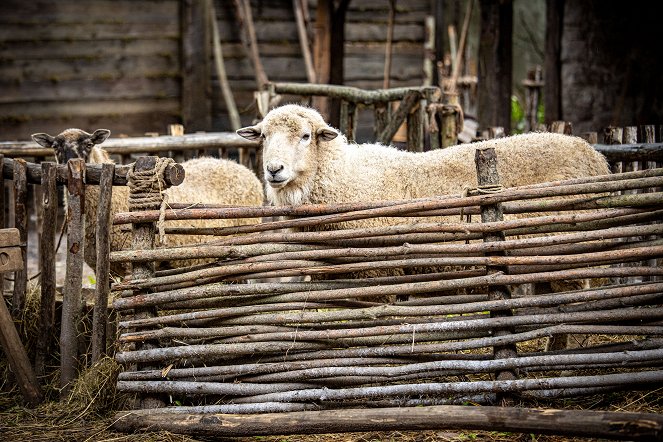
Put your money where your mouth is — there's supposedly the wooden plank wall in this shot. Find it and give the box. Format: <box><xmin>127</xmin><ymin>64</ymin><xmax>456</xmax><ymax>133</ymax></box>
<box><xmin>0</xmin><ymin>0</ymin><xmax>182</xmax><ymax>141</ymax></box>
<box><xmin>0</xmin><ymin>0</ymin><xmax>431</xmax><ymax>141</ymax></box>
<box><xmin>214</xmin><ymin>0</ymin><xmax>430</xmax><ymax>128</ymax></box>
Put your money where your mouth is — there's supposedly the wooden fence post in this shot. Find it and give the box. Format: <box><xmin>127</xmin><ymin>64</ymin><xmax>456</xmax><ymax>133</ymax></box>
<box><xmin>91</xmin><ymin>163</ymin><xmax>115</xmax><ymax>363</ymax></box>
<box><xmin>12</xmin><ymin>159</ymin><xmax>28</xmax><ymax>317</ymax></box>
<box><xmin>60</xmin><ymin>158</ymin><xmax>86</xmax><ymax>397</ymax></box>
<box><xmin>35</xmin><ymin>162</ymin><xmax>57</xmax><ymax>376</ymax></box>
<box><xmin>474</xmin><ymin>147</ymin><xmax>517</xmax><ymax>394</ymax></box>
<box><xmin>129</xmin><ymin>156</ymin><xmax>169</xmax><ymax>409</ymax></box>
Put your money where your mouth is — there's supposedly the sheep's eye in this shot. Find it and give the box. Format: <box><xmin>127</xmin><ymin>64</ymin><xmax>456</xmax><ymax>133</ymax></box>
<box><xmin>260</xmin><ymin>133</ymin><xmax>266</xmax><ymax>139</ymax></box>
<box><xmin>302</xmin><ymin>133</ymin><xmax>311</xmax><ymax>141</ymax></box>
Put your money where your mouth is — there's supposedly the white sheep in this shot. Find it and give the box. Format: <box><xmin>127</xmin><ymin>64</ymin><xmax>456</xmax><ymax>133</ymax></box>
<box><xmin>237</xmin><ymin>104</ymin><xmax>611</xmax><ymax>302</ymax></box>
<box><xmin>32</xmin><ymin>128</ymin><xmax>264</xmax><ymax>278</ymax></box>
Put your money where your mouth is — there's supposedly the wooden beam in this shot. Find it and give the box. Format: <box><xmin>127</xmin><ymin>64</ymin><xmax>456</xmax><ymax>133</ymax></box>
<box><xmin>111</xmin><ymin>405</ymin><xmax>663</xmax><ymax>440</ymax></box>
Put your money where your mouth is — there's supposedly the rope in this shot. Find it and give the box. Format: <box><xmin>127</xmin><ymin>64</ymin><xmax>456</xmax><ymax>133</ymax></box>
<box><xmin>459</xmin><ymin>184</ymin><xmax>505</xmax><ymax>244</ymax></box>
<box><xmin>127</xmin><ymin>157</ymin><xmax>175</xmax><ymax>244</ymax></box>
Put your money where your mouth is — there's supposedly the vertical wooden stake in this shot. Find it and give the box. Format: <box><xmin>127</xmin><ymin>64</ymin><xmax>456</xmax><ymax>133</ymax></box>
<box><xmin>131</xmin><ymin>156</ymin><xmax>165</xmax><ymax>410</ymax></box>
<box><xmin>12</xmin><ymin>159</ymin><xmax>28</xmax><ymax>317</ymax></box>
<box><xmin>60</xmin><ymin>158</ymin><xmax>85</xmax><ymax>397</ymax></box>
<box><xmin>475</xmin><ymin>147</ymin><xmax>517</xmax><ymax>390</ymax></box>
<box><xmin>35</xmin><ymin>162</ymin><xmax>57</xmax><ymax>377</ymax></box>
<box><xmin>91</xmin><ymin>163</ymin><xmax>115</xmax><ymax>363</ymax></box>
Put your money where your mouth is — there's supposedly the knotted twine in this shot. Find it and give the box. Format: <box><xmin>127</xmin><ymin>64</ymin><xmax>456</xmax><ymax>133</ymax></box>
<box><xmin>459</xmin><ymin>184</ymin><xmax>505</xmax><ymax>243</ymax></box>
<box><xmin>127</xmin><ymin>157</ymin><xmax>175</xmax><ymax>244</ymax></box>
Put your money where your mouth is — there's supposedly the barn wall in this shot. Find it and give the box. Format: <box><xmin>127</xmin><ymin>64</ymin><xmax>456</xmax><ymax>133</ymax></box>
<box><xmin>214</xmin><ymin>0</ymin><xmax>431</xmax><ymax>129</ymax></box>
<box><xmin>0</xmin><ymin>0</ymin><xmax>432</xmax><ymax>141</ymax></box>
<box><xmin>0</xmin><ymin>0</ymin><xmax>183</xmax><ymax>141</ymax></box>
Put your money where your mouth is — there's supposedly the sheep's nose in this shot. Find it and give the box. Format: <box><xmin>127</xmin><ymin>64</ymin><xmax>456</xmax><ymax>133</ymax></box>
<box><xmin>266</xmin><ymin>164</ymin><xmax>284</xmax><ymax>177</ymax></box>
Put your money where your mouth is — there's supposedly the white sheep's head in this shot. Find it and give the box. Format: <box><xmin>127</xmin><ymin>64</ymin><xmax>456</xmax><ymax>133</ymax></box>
<box><xmin>32</xmin><ymin>128</ymin><xmax>111</xmax><ymax>164</ymax></box>
<box><xmin>237</xmin><ymin>104</ymin><xmax>338</xmax><ymax>205</ymax></box>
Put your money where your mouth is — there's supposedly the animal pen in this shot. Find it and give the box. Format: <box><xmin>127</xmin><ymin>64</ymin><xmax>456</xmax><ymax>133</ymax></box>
<box><xmin>1</xmin><ymin>113</ymin><xmax>663</xmax><ymax>439</ymax></box>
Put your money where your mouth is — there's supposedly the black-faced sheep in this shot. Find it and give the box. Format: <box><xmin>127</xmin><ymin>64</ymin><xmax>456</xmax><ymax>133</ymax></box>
<box><xmin>32</xmin><ymin>128</ymin><xmax>264</xmax><ymax>278</ymax></box>
<box><xmin>237</xmin><ymin>104</ymin><xmax>611</xmax><ymax>301</ymax></box>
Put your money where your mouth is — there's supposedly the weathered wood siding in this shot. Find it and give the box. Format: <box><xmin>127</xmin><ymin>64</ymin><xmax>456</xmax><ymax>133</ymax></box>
<box><xmin>0</xmin><ymin>0</ymin><xmax>182</xmax><ymax>141</ymax></box>
<box><xmin>210</xmin><ymin>0</ymin><xmax>430</xmax><ymax>128</ymax></box>
<box><xmin>1</xmin><ymin>0</ymin><xmax>431</xmax><ymax>140</ymax></box>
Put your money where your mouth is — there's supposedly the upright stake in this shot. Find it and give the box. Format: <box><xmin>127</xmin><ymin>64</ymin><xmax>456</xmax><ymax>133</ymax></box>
<box><xmin>35</xmin><ymin>162</ymin><xmax>57</xmax><ymax>376</ymax></box>
<box><xmin>12</xmin><ymin>158</ymin><xmax>28</xmax><ymax>317</ymax></box>
<box><xmin>129</xmin><ymin>156</ymin><xmax>167</xmax><ymax>409</ymax></box>
<box><xmin>91</xmin><ymin>163</ymin><xmax>115</xmax><ymax>363</ymax></box>
<box><xmin>60</xmin><ymin>158</ymin><xmax>86</xmax><ymax>397</ymax></box>
<box><xmin>474</xmin><ymin>148</ymin><xmax>517</xmax><ymax>391</ymax></box>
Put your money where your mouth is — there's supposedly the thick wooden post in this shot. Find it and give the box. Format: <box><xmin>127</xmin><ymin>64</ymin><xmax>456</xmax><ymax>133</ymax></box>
<box><xmin>130</xmin><ymin>156</ymin><xmax>166</xmax><ymax>409</ymax></box>
<box><xmin>12</xmin><ymin>158</ymin><xmax>28</xmax><ymax>317</ymax></box>
<box><xmin>60</xmin><ymin>158</ymin><xmax>86</xmax><ymax>397</ymax></box>
<box><xmin>475</xmin><ymin>148</ymin><xmax>517</xmax><ymax>389</ymax></box>
<box><xmin>91</xmin><ymin>163</ymin><xmax>115</xmax><ymax>363</ymax></box>
<box><xmin>35</xmin><ymin>162</ymin><xmax>57</xmax><ymax>376</ymax></box>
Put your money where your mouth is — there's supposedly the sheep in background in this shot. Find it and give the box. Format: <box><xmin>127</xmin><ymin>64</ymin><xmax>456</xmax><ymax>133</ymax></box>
<box><xmin>237</xmin><ymin>104</ymin><xmax>611</xmax><ymax>302</ymax></box>
<box><xmin>32</xmin><ymin>128</ymin><xmax>264</xmax><ymax>278</ymax></box>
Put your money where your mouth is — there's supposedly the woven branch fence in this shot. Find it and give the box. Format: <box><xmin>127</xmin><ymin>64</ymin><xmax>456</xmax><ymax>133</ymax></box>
<box><xmin>108</xmin><ymin>142</ymin><xmax>663</xmax><ymax>438</ymax></box>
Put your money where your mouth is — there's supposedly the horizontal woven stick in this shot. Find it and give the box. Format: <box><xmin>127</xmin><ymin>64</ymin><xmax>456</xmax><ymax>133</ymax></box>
<box><xmin>202</xmin><ymin>207</ymin><xmax>656</xmax><ymax>248</ymax></box>
<box><xmin>239</xmin><ymin>346</ymin><xmax>663</xmax><ymax>383</ymax></box>
<box><xmin>125</xmin><ymin>304</ymin><xmax>663</xmax><ymax>347</ymax></box>
<box><xmin>115</xmin><ymin>370</ymin><xmax>663</xmax><ymax>404</ymax></box>
<box><xmin>314</xmin><ymin>211</ymin><xmax>663</xmax><ymax>248</ymax></box>
<box><xmin>118</xmin><ymin>283</ymin><xmax>663</xmax><ymax>340</ymax></box>
<box><xmin>113</xmin><ymin>242</ymin><xmax>663</xmax><ymax>291</ymax></box>
<box><xmin>112</xmin><ymin>170</ymin><xmax>663</xmax><ymax>225</ymax></box>
<box><xmin>115</xmin><ymin>307</ymin><xmax>663</xmax><ymax>363</ymax></box>
<box><xmin>110</xmin><ymin>219</ymin><xmax>663</xmax><ymax>265</ymax></box>
<box><xmin>156</xmin><ymin>187</ymin><xmax>663</xmax><ymax>239</ymax></box>
<box><xmin>112</xmin><ymin>270</ymin><xmax>483</xmax><ymax>310</ymax></box>
<box><xmin>111</xmin><ymin>177</ymin><xmax>663</xmax><ymax>245</ymax></box>
<box><xmin>118</xmin><ymin>267</ymin><xmax>663</xmax><ymax>328</ymax></box>
<box><xmin>118</xmin><ymin>357</ymin><xmax>413</xmax><ymax>381</ymax></box>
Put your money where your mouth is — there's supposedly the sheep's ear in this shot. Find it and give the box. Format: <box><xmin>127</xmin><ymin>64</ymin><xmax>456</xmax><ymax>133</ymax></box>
<box><xmin>91</xmin><ymin>129</ymin><xmax>111</xmax><ymax>145</ymax></box>
<box><xmin>316</xmin><ymin>128</ymin><xmax>338</xmax><ymax>141</ymax></box>
<box><xmin>237</xmin><ymin>125</ymin><xmax>262</xmax><ymax>140</ymax></box>
<box><xmin>32</xmin><ymin>133</ymin><xmax>55</xmax><ymax>148</ymax></box>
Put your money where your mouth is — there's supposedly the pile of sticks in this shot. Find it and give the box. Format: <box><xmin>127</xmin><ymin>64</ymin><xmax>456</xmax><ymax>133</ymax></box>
<box><xmin>112</xmin><ymin>163</ymin><xmax>663</xmax><ymax>411</ymax></box>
